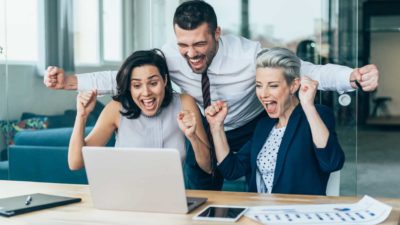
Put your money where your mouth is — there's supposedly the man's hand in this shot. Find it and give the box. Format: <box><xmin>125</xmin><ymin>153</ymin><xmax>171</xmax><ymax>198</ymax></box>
<box><xmin>205</xmin><ymin>101</ymin><xmax>228</xmax><ymax>130</ymax></box>
<box><xmin>350</xmin><ymin>64</ymin><xmax>379</xmax><ymax>92</ymax></box>
<box><xmin>44</xmin><ymin>66</ymin><xmax>65</xmax><ymax>89</ymax></box>
<box><xmin>177</xmin><ymin>110</ymin><xmax>197</xmax><ymax>139</ymax></box>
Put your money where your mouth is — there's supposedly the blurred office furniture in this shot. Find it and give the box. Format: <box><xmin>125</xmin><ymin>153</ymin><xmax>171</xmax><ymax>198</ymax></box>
<box><xmin>8</xmin><ymin>127</ymin><xmax>115</xmax><ymax>184</ymax></box>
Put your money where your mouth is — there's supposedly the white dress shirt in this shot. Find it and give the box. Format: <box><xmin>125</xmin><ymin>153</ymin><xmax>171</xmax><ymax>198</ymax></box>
<box><xmin>77</xmin><ymin>34</ymin><xmax>354</xmax><ymax>131</ymax></box>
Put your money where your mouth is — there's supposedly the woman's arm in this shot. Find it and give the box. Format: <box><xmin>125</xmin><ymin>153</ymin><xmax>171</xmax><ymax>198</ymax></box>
<box><xmin>204</xmin><ymin>101</ymin><xmax>230</xmax><ymax>163</ymax></box>
<box><xmin>299</xmin><ymin>77</ymin><xmax>329</xmax><ymax>148</ymax></box>
<box><xmin>68</xmin><ymin>92</ymin><xmax>119</xmax><ymax>170</ymax></box>
<box><xmin>178</xmin><ymin>94</ymin><xmax>211</xmax><ymax>173</ymax></box>
<box><xmin>205</xmin><ymin>101</ymin><xmax>252</xmax><ymax>180</ymax></box>
<box><xmin>299</xmin><ymin>77</ymin><xmax>344</xmax><ymax>172</ymax></box>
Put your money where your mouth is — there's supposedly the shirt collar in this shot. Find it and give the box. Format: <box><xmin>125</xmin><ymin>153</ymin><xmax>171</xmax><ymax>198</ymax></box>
<box><xmin>207</xmin><ymin>37</ymin><xmax>224</xmax><ymax>74</ymax></box>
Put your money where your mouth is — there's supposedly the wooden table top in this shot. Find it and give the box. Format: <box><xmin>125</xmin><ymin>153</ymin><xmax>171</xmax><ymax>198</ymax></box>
<box><xmin>0</xmin><ymin>180</ymin><xmax>399</xmax><ymax>225</ymax></box>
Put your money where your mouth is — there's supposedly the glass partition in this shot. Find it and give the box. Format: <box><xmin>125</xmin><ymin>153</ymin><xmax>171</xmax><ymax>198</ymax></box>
<box><xmin>207</xmin><ymin>0</ymin><xmax>358</xmax><ymax>195</ymax></box>
<box><xmin>358</xmin><ymin>1</ymin><xmax>400</xmax><ymax>198</ymax></box>
<box><xmin>0</xmin><ymin>0</ymin><xmax>9</xmax><ymax>180</ymax></box>
<box><xmin>326</xmin><ymin>0</ymin><xmax>359</xmax><ymax>196</ymax></box>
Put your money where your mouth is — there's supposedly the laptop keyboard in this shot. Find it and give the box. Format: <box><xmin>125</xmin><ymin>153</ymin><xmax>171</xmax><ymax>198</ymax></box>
<box><xmin>187</xmin><ymin>200</ymin><xmax>195</xmax><ymax>207</ymax></box>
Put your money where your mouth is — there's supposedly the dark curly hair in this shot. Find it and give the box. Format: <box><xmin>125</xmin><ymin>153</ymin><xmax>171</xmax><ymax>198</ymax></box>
<box><xmin>112</xmin><ymin>49</ymin><xmax>173</xmax><ymax>119</ymax></box>
<box><xmin>173</xmin><ymin>0</ymin><xmax>218</xmax><ymax>35</ymax></box>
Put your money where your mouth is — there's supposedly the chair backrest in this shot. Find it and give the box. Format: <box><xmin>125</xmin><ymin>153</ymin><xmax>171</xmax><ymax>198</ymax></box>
<box><xmin>326</xmin><ymin>171</ymin><xmax>340</xmax><ymax>196</ymax></box>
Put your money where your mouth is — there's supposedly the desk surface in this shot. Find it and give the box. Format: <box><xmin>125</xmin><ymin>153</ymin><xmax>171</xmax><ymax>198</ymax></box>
<box><xmin>0</xmin><ymin>180</ymin><xmax>399</xmax><ymax>225</ymax></box>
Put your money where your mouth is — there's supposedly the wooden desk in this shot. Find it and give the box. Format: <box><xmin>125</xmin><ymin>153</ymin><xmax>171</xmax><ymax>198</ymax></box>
<box><xmin>0</xmin><ymin>181</ymin><xmax>399</xmax><ymax>225</ymax></box>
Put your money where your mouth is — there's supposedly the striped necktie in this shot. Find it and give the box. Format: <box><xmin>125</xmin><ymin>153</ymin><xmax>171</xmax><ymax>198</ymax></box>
<box><xmin>201</xmin><ymin>71</ymin><xmax>211</xmax><ymax>109</ymax></box>
<box><xmin>201</xmin><ymin>71</ymin><xmax>216</xmax><ymax>175</ymax></box>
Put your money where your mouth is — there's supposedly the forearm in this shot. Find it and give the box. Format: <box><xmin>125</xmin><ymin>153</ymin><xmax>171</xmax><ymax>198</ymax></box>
<box><xmin>68</xmin><ymin>115</ymin><xmax>88</xmax><ymax>170</ymax></box>
<box><xmin>300</xmin><ymin>61</ymin><xmax>354</xmax><ymax>93</ymax></box>
<box><xmin>210</xmin><ymin>126</ymin><xmax>230</xmax><ymax>163</ymax></box>
<box><xmin>303</xmin><ymin>106</ymin><xmax>329</xmax><ymax>148</ymax></box>
<box><xmin>188</xmin><ymin>135</ymin><xmax>211</xmax><ymax>173</ymax></box>
<box><xmin>76</xmin><ymin>71</ymin><xmax>118</xmax><ymax>94</ymax></box>
<box><xmin>64</xmin><ymin>75</ymin><xmax>78</xmax><ymax>90</ymax></box>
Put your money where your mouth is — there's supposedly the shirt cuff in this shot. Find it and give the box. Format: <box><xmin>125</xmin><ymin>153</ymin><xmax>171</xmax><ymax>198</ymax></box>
<box><xmin>76</xmin><ymin>71</ymin><xmax>117</xmax><ymax>95</ymax></box>
<box><xmin>76</xmin><ymin>73</ymin><xmax>93</xmax><ymax>92</ymax></box>
<box><xmin>335</xmin><ymin>66</ymin><xmax>355</xmax><ymax>94</ymax></box>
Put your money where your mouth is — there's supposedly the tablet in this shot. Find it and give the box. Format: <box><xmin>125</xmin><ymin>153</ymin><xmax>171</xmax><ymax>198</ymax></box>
<box><xmin>0</xmin><ymin>193</ymin><xmax>81</xmax><ymax>217</ymax></box>
<box><xmin>193</xmin><ymin>205</ymin><xmax>248</xmax><ymax>222</ymax></box>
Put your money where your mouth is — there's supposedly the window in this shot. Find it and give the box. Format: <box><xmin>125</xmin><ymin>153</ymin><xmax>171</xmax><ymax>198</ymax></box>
<box><xmin>73</xmin><ymin>0</ymin><xmax>123</xmax><ymax>65</ymax></box>
<box><xmin>208</xmin><ymin>0</ymin><xmax>324</xmax><ymax>53</ymax></box>
<box><xmin>103</xmin><ymin>0</ymin><xmax>122</xmax><ymax>61</ymax></box>
<box><xmin>73</xmin><ymin>0</ymin><xmax>100</xmax><ymax>64</ymax></box>
<box><xmin>0</xmin><ymin>0</ymin><xmax>38</xmax><ymax>62</ymax></box>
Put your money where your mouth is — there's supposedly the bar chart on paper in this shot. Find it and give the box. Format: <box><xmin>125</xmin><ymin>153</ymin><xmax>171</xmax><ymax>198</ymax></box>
<box><xmin>245</xmin><ymin>195</ymin><xmax>391</xmax><ymax>225</ymax></box>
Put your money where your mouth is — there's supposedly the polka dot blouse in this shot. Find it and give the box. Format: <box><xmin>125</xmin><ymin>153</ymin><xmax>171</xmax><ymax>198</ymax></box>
<box><xmin>256</xmin><ymin>126</ymin><xmax>286</xmax><ymax>193</ymax></box>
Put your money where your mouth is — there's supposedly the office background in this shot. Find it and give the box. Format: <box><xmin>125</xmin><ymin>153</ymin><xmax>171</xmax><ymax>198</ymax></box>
<box><xmin>0</xmin><ymin>0</ymin><xmax>399</xmax><ymax>197</ymax></box>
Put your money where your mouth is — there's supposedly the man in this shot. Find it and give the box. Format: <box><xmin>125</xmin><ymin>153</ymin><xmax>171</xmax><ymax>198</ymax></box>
<box><xmin>44</xmin><ymin>1</ymin><xmax>379</xmax><ymax>190</ymax></box>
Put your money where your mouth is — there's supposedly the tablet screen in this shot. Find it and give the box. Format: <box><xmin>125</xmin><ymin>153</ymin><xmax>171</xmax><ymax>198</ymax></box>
<box><xmin>197</xmin><ymin>206</ymin><xmax>247</xmax><ymax>219</ymax></box>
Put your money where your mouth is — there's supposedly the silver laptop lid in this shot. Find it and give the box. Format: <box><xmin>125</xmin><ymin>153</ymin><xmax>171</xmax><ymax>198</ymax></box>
<box><xmin>82</xmin><ymin>147</ymin><xmax>188</xmax><ymax>213</ymax></box>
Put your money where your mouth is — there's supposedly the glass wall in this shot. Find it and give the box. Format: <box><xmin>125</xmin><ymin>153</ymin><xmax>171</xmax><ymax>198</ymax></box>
<box><xmin>2</xmin><ymin>0</ymin><xmax>399</xmax><ymax>198</ymax></box>
<box><xmin>0</xmin><ymin>0</ymin><xmax>9</xmax><ymax>178</ymax></box>
<box><xmin>204</xmin><ymin>0</ymin><xmax>359</xmax><ymax>195</ymax></box>
<box><xmin>358</xmin><ymin>1</ymin><xmax>400</xmax><ymax>198</ymax></box>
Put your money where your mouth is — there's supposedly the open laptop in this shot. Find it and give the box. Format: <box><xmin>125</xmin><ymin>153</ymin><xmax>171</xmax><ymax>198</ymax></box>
<box><xmin>82</xmin><ymin>147</ymin><xmax>207</xmax><ymax>214</ymax></box>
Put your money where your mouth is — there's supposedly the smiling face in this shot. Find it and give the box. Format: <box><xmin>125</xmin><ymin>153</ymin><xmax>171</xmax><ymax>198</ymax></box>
<box><xmin>175</xmin><ymin>23</ymin><xmax>220</xmax><ymax>74</ymax></box>
<box><xmin>256</xmin><ymin>67</ymin><xmax>299</xmax><ymax>119</ymax></box>
<box><xmin>130</xmin><ymin>65</ymin><xmax>167</xmax><ymax>117</ymax></box>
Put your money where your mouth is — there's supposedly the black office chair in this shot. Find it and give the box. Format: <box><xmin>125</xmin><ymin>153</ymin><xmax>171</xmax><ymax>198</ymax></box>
<box><xmin>371</xmin><ymin>97</ymin><xmax>392</xmax><ymax>117</ymax></box>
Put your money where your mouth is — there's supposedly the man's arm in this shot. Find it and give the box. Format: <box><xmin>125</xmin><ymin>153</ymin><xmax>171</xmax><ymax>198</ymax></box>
<box><xmin>300</xmin><ymin>61</ymin><xmax>379</xmax><ymax>93</ymax></box>
<box><xmin>43</xmin><ymin>66</ymin><xmax>119</xmax><ymax>95</ymax></box>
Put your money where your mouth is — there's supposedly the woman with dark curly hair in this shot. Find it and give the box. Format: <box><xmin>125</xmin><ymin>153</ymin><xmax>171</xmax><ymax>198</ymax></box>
<box><xmin>68</xmin><ymin>49</ymin><xmax>210</xmax><ymax>173</ymax></box>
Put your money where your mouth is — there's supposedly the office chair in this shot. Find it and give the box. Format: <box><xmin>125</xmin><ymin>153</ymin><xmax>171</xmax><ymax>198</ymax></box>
<box><xmin>326</xmin><ymin>171</ymin><xmax>341</xmax><ymax>196</ymax></box>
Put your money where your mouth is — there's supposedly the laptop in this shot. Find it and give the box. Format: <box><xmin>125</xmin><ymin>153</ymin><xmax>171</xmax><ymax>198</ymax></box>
<box><xmin>82</xmin><ymin>147</ymin><xmax>207</xmax><ymax>214</ymax></box>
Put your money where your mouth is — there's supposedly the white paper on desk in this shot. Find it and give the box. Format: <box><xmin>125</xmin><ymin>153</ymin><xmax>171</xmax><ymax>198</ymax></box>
<box><xmin>245</xmin><ymin>195</ymin><xmax>391</xmax><ymax>225</ymax></box>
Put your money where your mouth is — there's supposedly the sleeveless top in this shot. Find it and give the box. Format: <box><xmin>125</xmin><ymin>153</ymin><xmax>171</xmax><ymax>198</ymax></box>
<box><xmin>115</xmin><ymin>93</ymin><xmax>186</xmax><ymax>162</ymax></box>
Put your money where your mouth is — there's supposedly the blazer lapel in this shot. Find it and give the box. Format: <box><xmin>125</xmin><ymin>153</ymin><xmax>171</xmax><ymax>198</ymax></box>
<box><xmin>250</xmin><ymin>118</ymin><xmax>277</xmax><ymax>179</ymax></box>
<box><xmin>273</xmin><ymin>105</ymin><xmax>303</xmax><ymax>186</ymax></box>
<box><xmin>251</xmin><ymin>118</ymin><xmax>276</xmax><ymax>163</ymax></box>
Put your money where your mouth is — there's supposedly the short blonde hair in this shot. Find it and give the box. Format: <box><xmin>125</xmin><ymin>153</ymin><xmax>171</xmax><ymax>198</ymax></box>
<box><xmin>256</xmin><ymin>47</ymin><xmax>300</xmax><ymax>84</ymax></box>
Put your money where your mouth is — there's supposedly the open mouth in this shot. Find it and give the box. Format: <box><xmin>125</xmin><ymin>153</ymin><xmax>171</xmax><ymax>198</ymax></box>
<box><xmin>141</xmin><ymin>98</ymin><xmax>157</xmax><ymax>111</ymax></box>
<box><xmin>187</xmin><ymin>55</ymin><xmax>205</xmax><ymax>70</ymax></box>
<box><xmin>264</xmin><ymin>100</ymin><xmax>278</xmax><ymax>114</ymax></box>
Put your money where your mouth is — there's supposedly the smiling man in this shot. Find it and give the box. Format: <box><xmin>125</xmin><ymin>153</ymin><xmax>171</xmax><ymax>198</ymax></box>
<box><xmin>44</xmin><ymin>0</ymin><xmax>379</xmax><ymax>191</ymax></box>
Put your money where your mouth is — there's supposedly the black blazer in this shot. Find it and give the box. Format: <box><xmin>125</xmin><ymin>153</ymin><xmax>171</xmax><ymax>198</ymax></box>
<box><xmin>218</xmin><ymin>104</ymin><xmax>345</xmax><ymax>195</ymax></box>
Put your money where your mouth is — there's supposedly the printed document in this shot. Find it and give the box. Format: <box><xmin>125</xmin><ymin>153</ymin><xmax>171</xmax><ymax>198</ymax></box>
<box><xmin>245</xmin><ymin>195</ymin><xmax>391</xmax><ymax>225</ymax></box>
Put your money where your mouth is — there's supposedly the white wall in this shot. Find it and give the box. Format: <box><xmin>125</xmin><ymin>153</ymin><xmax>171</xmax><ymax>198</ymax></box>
<box><xmin>1</xmin><ymin>64</ymin><xmax>76</xmax><ymax>121</ymax></box>
<box><xmin>371</xmin><ymin>32</ymin><xmax>400</xmax><ymax>116</ymax></box>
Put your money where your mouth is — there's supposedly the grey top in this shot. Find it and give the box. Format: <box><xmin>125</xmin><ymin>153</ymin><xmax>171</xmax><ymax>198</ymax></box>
<box><xmin>115</xmin><ymin>93</ymin><xmax>186</xmax><ymax>162</ymax></box>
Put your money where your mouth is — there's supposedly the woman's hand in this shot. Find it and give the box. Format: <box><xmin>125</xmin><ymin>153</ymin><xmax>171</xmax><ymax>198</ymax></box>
<box><xmin>77</xmin><ymin>90</ymin><xmax>97</xmax><ymax>118</ymax></box>
<box><xmin>177</xmin><ymin>110</ymin><xmax>197</xmax><ymax>139</ymax></box>
<box><xmin>205</xmin><ymin>101</ymin><xmax>228</xmax><ymax>130</ymax></box>
<box><xmin>299</xmin><ymin>76</ymin><xmax>318</xmax><ymax>109</ymax></box>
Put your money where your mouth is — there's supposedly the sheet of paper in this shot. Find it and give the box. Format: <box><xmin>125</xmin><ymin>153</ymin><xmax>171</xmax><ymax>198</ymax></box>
<box><xmin>245</xmin><ymin>195</ymin><xmax>392</xmax><ymax>225</ymax></box>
